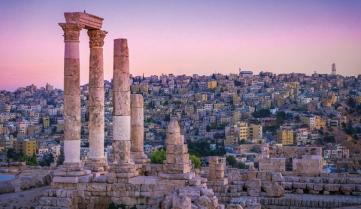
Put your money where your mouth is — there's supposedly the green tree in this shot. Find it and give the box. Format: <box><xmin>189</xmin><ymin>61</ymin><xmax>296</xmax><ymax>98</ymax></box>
<box><xmin>188</xmin><ymin>141</ymin><xmax>225</xmax><ymax>157</ymax></box>
<box><xmin>190</xmin><ymin>154</ymin><xmax>201</xmax><ymax>169</ymax></box>
<box><xmin>226</xmin><ymin>155</ymin><xmax>246</xmax><ymax>169</ymax></box>
<box><xmin>276</xmin><ymin>111</ymin><xmax>286</xmax><ymax>124</ymax></box>
<box><xmin>226</xmin><ymin>155</ymin><xmax>237</xmax><ymax>167</ymax></box>
<box><xmin>7</xmin><ymin>148</ymin><xmax>22</xmax><ymax>161</ymax></box>
<box><xmin>252</xmin><ymin>109</ymin><xmax>271</xmax><ymax>118</ymax></box>
<box><xmin>150</xmin><ymin>149</ymin><xmax>166</xmax><ymax>164</ymax></box>
<box><xmin>39</xmin><ymin>153</ymin><xmax>54</xmax><ymax>166</ymax></box>
<box><xmin>25</xmin><ymin>154</ymin><xmax>38</xmax><ymax>166</ymax></box>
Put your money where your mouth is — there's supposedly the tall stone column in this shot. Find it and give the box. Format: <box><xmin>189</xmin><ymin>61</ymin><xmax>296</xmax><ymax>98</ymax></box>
<box><xmin>86</xmin><ymin>29</ymin><xmax>107</xmax><ymax>172</ymax></box>
<box><xmin>111</xmin><ymin>38</ymin><xmax>137</xmax><ymax>178</ymax></box>
<box><xmin>130</xmin><ymin>94</ymin><xmax>148</xmax><ymax>164</ymax></box>
<box><xmin>112</xmin><ymin>39</ymin><xmax>132</xmax><ymax>164</ymax></box>
<box><xmin>59</xmin><ymin>23</ymin><xmax>82</xmax><ymax>166</ymax></box>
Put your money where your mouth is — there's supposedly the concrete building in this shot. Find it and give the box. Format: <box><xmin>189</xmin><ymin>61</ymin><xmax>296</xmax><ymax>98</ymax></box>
<box><xmin>14</xmin><ymin>139</ymin><xmax>38</xmax><ymax>157</ymax></box>
<box><xmin>207</xmin><ymin>80</ymin><xmax>217</xmax><ymax>89</ymax></box>
<box><xmin>248</xmin><ymin>124</ymin><xmax>263</xmax><ymax>143</ymax></box>
<box><xmin>278</xmin><ymin>127</ymin><xmax>294</xmax><ymax>145</ymax></box>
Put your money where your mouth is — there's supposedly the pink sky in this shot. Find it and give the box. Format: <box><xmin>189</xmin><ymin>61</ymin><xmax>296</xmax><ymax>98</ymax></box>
<box><xmin>0</xmin><ymin>1</ymin><xmax>360</xmax><ymax>90</ymax></box>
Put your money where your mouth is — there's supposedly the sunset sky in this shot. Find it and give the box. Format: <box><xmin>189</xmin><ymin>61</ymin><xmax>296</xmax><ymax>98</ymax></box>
<box><xmin>0</xmin><ymin>0</ymin><xmax>360</xmax><ymax>90</ymax></box>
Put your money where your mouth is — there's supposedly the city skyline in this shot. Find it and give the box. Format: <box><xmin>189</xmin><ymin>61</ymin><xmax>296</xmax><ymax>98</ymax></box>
<box><xmin>1</xmin><ymin>0</ymin><xmax>361</xmax><ymax>90</ymax></box>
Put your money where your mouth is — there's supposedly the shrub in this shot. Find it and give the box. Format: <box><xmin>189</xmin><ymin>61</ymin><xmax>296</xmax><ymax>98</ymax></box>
<box><xmin>190</xmin><ymin>154</ymin><xmax>201</xmax><ymax>169</ymax></box>
<box><xmin>150</xmin><ymin>149</ymin><xmax>166</xmax><ymax>164</ymax></box>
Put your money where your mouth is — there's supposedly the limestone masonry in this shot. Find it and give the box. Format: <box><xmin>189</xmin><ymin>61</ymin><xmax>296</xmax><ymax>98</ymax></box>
<box><xmin>32</xmin><ymin>12</ymin><xmax>361</xmax><ymax>209</ymax></box>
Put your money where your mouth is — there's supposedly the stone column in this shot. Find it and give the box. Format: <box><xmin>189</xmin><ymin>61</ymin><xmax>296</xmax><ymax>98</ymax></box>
<box><xmin>112</xmin><ymin>39</ymin><xmax>132</xmax><ymax>164</ymax></box>
<box><xmin>160</xmin><ymin>119</ymin><xmax>192</xmax><ymax>180</ymax></box>
<box><xmin>86</xmin><ymin>29</ymin><xmax>107</xmax><ymax>172</ymax></box>
<box><xmin>59</xmin><ymin>23</ymin><xmax>82</xmax><ymax>166</ymax></box>
<box><xmin>130</xmin><ymin>94</ymin><xmax>148</xmax><ymax>163</ymax></box>
<box><xmin>208</xmin><ymin>156</ymin><xmax>228</xmax><ymax>185</ymax></box>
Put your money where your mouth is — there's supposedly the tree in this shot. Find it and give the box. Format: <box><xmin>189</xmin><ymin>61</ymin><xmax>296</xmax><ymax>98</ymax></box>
<box><xmin>150</xmin><ymin>149</ymin><xmax>166</xmax><ymax>164</ymax></box>
<box><xmin>188</xmin><ymin>141</ymin><xmax>225</xmax><ymax>157</ymax></box>
<box><xmin>25</xmin><ymin>154</ymin><xmax>38</xmax><ymax>166</ymax></box>
<box><xmin>190</xmin><ymin>154</ymin><xmax>201</xmax><ymax>169</ymax></box>
<box><xmin>252</xmin><ymin>109</ymin><xmax>271</xmax><ymax>118</ymax></box>
<box><xmin>39</xmin><ymin>153</ymin><xmax>54</xmax><ymax>166</ymax></box>
<box><xmin>7</xmin><ymin>148</ymin><xmax>21</xmax><ymax>161</ymax></box>
<box><xmin>226</xmin><ymin>155</ymin><xmax>237</xmax><ymax>167</ymax></box>
<box><xmin>276</xmin><ymin>111</ymin><xmax>286</xmax><ymax>125</ymax></box>
<box><xmin>226</xmin><ymin>155</ymin><xmax>246</xmax><ymax>169</ymax></box>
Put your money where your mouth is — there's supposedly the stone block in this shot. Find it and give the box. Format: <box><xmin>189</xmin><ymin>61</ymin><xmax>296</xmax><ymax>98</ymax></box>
<box><xmin>113</xmin><ymin>91</ymin><xmax>130</xmax><ymax>116</ymax></box>
<box><xmin>313</xmin><ymin>183</ymin><xmax>323</xmax><ymax>191</ymax></box>
<box><xmin>292</xmin><ymin>182</ymin><xmax>306</xmax><ymax>189</ymax></box>
<box><xmin>341</xmin><ymin>184</ymin><xmax>355</xmax><ymax>193</ymax></box>
<box><xmin>324</xmin><ymin>184</ymin><xmax>340</xmax><ymax>192</ymax></box>
<box><xmin>262</xmin><ymin>181</ymin><xmax>284</xmax><ymax>197</ymax></box>
<box><xmin>281</xmin><ymin>182</ymin><xmax>292</xmax><ymax>190</ymax></box>
<box><xmin>271</xmin><ymin>172</ymin><xmax>284</xmax><ymax>182</ymax></box>
<box><xmin>87</xmin><ymin>183</ymin><xmax>107</xmax><ymax>192</ymax></box>
<box><xmin>52</xmin><ymin>176</ymin><xmax>79</xmax><ymax>184</ymax></box>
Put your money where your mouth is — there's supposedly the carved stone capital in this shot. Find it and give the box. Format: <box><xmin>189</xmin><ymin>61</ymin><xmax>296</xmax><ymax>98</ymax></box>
<box><xmin>59</xmin><ymin>23</ymin><xmax>83</xmax><ymax>42</ymax></box>
<box><xmin>88</xmin><ymin>29</ymin><xmax>107</xmax><ymax>48</ymax></box>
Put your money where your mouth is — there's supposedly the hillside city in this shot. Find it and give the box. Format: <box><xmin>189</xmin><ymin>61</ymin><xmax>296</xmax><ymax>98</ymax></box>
<box><xmin>1</xmin><ymin>2</ymin><xmax>361</xmax><ymax>208</ymax></box>
<box><xmin>1</xmin><ymin>67</ymin><xmax>361</xmax><ymax>174</ymax></box>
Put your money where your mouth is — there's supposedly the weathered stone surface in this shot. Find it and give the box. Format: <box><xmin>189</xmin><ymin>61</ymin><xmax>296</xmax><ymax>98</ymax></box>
<box><xmin>52</xmin><ymin>176</ymin><xmax>79</xmax><ymax>184</ymax></box>
<box><xmin>246</xmin><ymin>179</ymin><xmax>261</xmax><ymax>197</ymax></box>
<box><xmin>0</xmin><ymin>180</ymin><xmax>15</xmax><ymax>194</ymax></box>
<box><xmin>162</xmin><ymin>119</ymin><xmax>192</xmax><ymax>176</ymax></box>
<box><xmin>131</xmin><ymin>94</ymin><xmax>145</xmax><ymax>155</ymax></box>
<box><xmin>59</xmin><ymin>22</ymin><xmax>82</xmax><ymax>42</ymax></box>
<box><xmin>63</xmin><ymin>140</ymin><xmax>81</xmax><ymax>164</ymax></box>
<box><xmin>62</xmin><ymin>25</ymin><xmax>82</xmax><ymax>166</ymax></box>
<box><xmin>271</xmin><ymin>172</ymin><xmax>284</xmax><ymax>182</ymax></box>
<box><xmin>64</xmin><ymin>73</ymin><xmax>80</xmax><ymax>95</ymax></box>
<box><xmin>262</xmin><ymin>181</ymin><xmax>284</xmax><ymax>197</ymax></box>
<box><xmin>113</xmin><ymin>72</ymin><xmax>130</xmax><ymax>92</ymax></box>
<box><xmin>113</xmin><ymin>91</ymin><xmax>131</xmax><ymax>115</ymax></box>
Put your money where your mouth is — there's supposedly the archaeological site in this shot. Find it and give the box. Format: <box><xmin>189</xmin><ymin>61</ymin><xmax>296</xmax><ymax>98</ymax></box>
<box><xmin>1</xmin><ymin>12</ymin><xmax>361</xmax><ymax>209</ymax></box>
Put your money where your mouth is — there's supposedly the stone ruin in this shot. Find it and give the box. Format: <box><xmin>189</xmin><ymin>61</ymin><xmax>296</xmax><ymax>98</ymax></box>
<box><xmin>33</xmin><ymin>12</ymin><xmax>361</xmax><ymax>209</ymax></box>
<box><xmin>36</xmin><ymin>12</ymin><xmax>222</xmax><ymax>209</ymax></box>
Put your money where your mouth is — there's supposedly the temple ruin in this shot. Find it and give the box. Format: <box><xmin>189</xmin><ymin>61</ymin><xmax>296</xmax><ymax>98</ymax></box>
<box><xmin>33</xmin><ymin>12</ymin><xmax>361</xmax><ymax>209</ymax></box>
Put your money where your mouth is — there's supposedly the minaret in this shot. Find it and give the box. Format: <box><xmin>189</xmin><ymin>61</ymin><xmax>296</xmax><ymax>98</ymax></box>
<box><xmin>332</xmin><ymin>63</ymin><xmax>336</xmax><ymax>75</ymax></box>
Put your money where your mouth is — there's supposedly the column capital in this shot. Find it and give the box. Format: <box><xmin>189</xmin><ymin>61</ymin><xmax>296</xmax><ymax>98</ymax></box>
<box><xmin>88</xmin><ymin>29</ymin><xmax>107</xmax><ymax>48</ymax></box>
<box><xmin>59</xmin><ymin>23</ymin><xmax>83</xmax><ymax>42</ymax></box>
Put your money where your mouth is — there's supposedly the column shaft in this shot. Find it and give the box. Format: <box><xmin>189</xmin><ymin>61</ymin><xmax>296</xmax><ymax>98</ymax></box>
<box><xmin>113</xmin><ymin>39</ymin><xmax>131</xmax><ymax>164</ymax></box>
<box><xmin>59</xmin><ymin>23</ymin><xmax>82</xmax><ymax>164</ymax></box>
<box><xmin>88</xmin><ymin>29</ymin><xmax>107</xmax><ymax>162</ymax></box>
<box><xmin>131</xmin><ymin>94</ymin><xmax>144</xmax><ymax>153</ymax></box>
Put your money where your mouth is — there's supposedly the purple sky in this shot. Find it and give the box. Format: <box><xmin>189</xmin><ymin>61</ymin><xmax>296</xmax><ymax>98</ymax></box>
<box><xmin>0</xmin><ymin>0</ymin><xmax>361</xmax><ymax>90</ymax></box>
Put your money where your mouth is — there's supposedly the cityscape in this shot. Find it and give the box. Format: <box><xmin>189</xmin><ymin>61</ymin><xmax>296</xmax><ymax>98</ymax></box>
<box><xmin>1</xmin><ymin>1</ymin><xmax>361</xmax><ymax>209</ymax></box>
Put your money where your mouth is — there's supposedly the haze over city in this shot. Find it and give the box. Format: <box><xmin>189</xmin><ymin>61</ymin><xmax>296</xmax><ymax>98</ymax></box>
<box><xmin>0</xmin><ymin>0</ymin><xmax>361</xmax><ymax>90</ymax></box>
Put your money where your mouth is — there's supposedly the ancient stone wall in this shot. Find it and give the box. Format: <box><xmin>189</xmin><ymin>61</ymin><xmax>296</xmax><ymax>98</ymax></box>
<box><xmin>258</xmin><ymin>158</ymin><xmax>286</xmax><ymax>172</ymax></box>
<box><xmin>281</xmin><ymin>173</ymin><xmax>361</xmax><ymax>195</ymax></box>
<box><xmin>292</xmin><ymin>155</ymin><xmax>323</xmax><ymax>176</ymax></box>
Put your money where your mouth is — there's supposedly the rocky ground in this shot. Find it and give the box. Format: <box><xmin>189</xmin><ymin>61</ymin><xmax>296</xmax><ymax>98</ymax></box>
<box><xmin>0</xmin><ymin>167</ymin><xmax>52</xmax><ymax>196</ymax></box>
<box><xmin>0</xmin><ymin>186</ymin><xmax>49</xmax><ymax>209</ymax></box>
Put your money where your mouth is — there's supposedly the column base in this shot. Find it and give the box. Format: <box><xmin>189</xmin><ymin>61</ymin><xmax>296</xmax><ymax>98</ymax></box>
<box><xmin>131</xmin><ymin>152</ymin><xmax>149</xmax><ymax>164</ymax></box>
<box><xmin>109</xmin><ymin>162</ymin><xmax>138</xmax><ymax>179</ymax></box>
<box><xmin>52</xmin><ymin>162</ymin><xmax>92</xmax><ymax>185</ymax></box>
<box><xmin>84</xmin><ymin>158</ymin><xmax>108</xmax><ymax>172</ymax></box>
